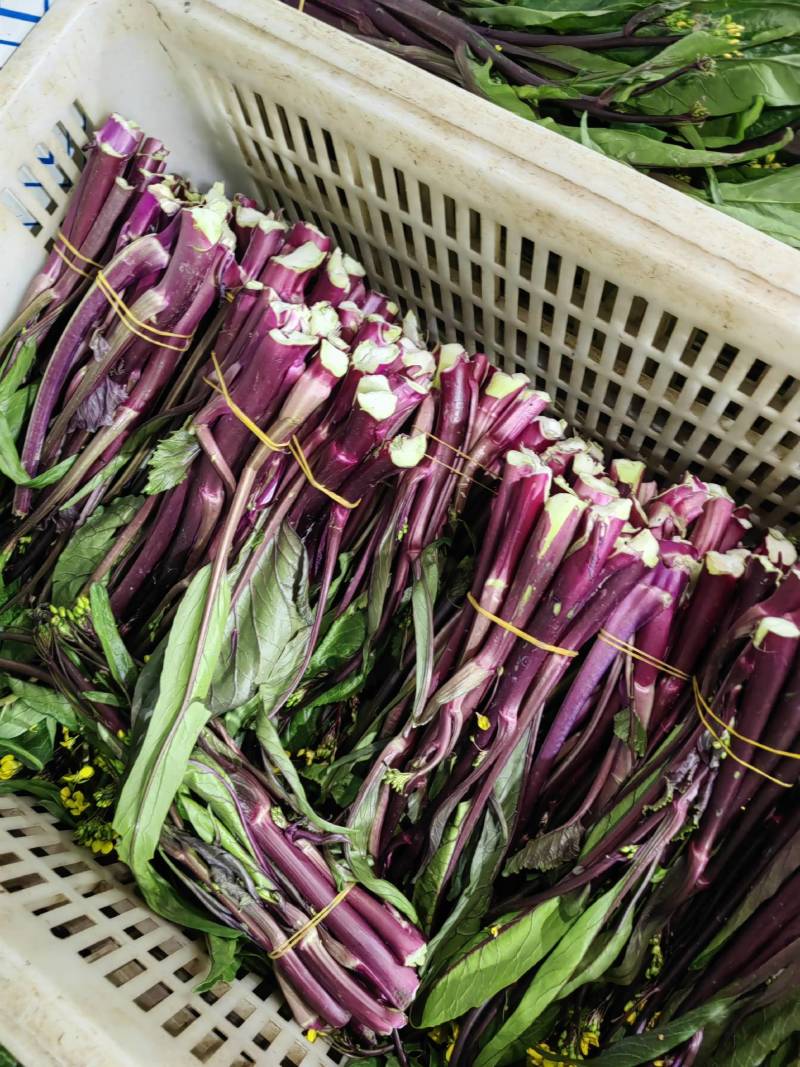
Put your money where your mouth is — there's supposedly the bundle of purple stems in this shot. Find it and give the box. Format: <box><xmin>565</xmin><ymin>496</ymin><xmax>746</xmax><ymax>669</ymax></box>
<box><xmin>2</xmin><ymin>115</ymin><xmax>799</xmax><ymax>1064</ymax></box>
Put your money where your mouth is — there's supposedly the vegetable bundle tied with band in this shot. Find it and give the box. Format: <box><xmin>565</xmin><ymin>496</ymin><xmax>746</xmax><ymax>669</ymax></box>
<box><xmin>0</xmin><ymin>115</ymin><xmax>798</xmax><ymax>1066</ymax></box>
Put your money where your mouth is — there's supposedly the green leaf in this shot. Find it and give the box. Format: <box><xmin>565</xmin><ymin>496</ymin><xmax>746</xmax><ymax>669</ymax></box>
<box><xmin>306</xmin><ymin>600</ymin><xmax>366</xmax><ymax>679</ymax></box>
<box><xmin>558</xmin><ymin>899</ymin><xmax>635</xmax><ymax>999</ymax></box>
<box><xmin>209</xmin><ymin>524</ymin><xmax>311</xmax><ymax>716</ymax></box>
<box><xmin>410</xmin><ymin>543</ymin><xmax>439</xmax><ymax>723</ymax></box>
<box><xmin>0</xmin><ymin>712</ymin><xmax>55</xmax><ymax>770</ymax></box>
<box><xmin>89</xmin><ymin>583</ymin><xmax>137</xmax><ymax>691</ymax></box>
<box><xmin>458</xmin><ymin>1</ymin><xmax>645</xmax><ymax>33</ymax></box>
<box><xmin>504</xmin><ymin>820</ymin><xmax>583</xmax><ymax>876</ymax></box>
<box><xmin>581</xmin><ymin>766</ymin><xmax>660</xmax><ymax>857</ymax></box>
<box><xmin>256</xmin><ymin>711</ymin><xmax>351</xmax><ymax>836</ymax></box>
<box><xmin>0</xmin><ymin>413</ymin><xmax>76</xmax><ymax>488</ymax></box>
<box><xmin>614</xmin><ymin>708</ymin><xmax>647</xmax><ymax>757</ymax></box>
<box><xmin>424</xmin><ymin>727</ymin><xmax>530</xmax><ymax>976</ymax></box>
<box><xmin>5</xmin><ymin>385</ymin><xmax>37</xmax><ymax>442</ymax></box>
<box><xmin>0</xmin><ymin>337</ymin><xmax>36</xmax><ymax>402</ymax></box>
<box><xmin>706</xmin><ymin>987</ymin><xmax>800</xmax><ymax>1067</ymax></box>
<box><xmin>3</xmin><ymin>676</ymin><xmax>80</xmax><ymax>731</ymax></box>
<box><xmin>422</xmin><ymin>895</ymin><xmax>574</xmax><ymax>1028</ymax></box>
<box><xmin>144</xmin><ymin>427</ymin><xmax>200</xmax><ymax>495</ymax></box>
<box><xmin>52</xmin><ymin>496</ymin><xmax>143</xmax><ymax>607</ymax></box>
<box><xmin>530</xmin><ymin>115</ymin><xmax>792</xmax><ymax>168</ymax></box>
<box><xmin>475</xmin><ymin>881</ymin><xmax>624</xmax><ymax>1066</ymax></box>
<box><xmin>588</xmin><ymin>999</ymin><xmax>735</xmax><ymax>1066</ymax></box>
<box><xmin>115</xmin><ymin>565</ymin><xmax>230</xmax><ymax>878</ymax></box>
<box><xmin>0</xmin><ymin>778</ymin><xmax>74</xmax><ymax>824</ymax></box>
<box><xmin>195</xmin><ymin>934</ymin><xmax>243</xmax><ymax>993</ymax></box>
<box><xmin>136</xmin><ymin>861</ymin><xmax>241</xmax><ymax>939</ymax></box>
<box><xmin>413</xmin><ymin>801</ymin><xmax>469</xmax><ymax>932</ymax></box>
<box><xmin>641</xmin><ymin>53</ymin><xmax>800</xmax><ymax>118</ymax></box>
<box><xmin>470</xmin><ymin>59</ymin><xmax>538</xmax><ymax>120</ymax></box>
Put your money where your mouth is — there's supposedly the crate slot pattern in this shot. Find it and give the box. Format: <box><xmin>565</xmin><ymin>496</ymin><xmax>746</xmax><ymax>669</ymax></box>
<box><xmin>8</xmin><ymin>67</ymin><xmax>792</xmax><ymax>524</ymax></box>
<box><xmin>0</xmin><ymin>796</ymin><xmax>339</xmax><ymax>1066</ymax></box>
<box><xmin>200</xmin><ymin>75</ymin><xmax>800</xmax><ymax>526</ymax></box>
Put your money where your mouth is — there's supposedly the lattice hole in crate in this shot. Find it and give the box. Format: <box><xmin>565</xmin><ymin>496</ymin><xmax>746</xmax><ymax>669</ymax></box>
<box><xmin>135</xmin><ymin>981</ymin><xmax>173</xmax><ymax>1012</ymax></box>
<box><xmin>150</xmin><ymin>934</ymin><xmax>184</xmax><ymax>962</ymax></box>
<box><xmin>1</xmin><ymin>101</ymin><xmax>91</xmax><ymax>241</ymax></box>
<box><xmin>163</xmin><ymin>1004</ymin><xmax>201</xmax><ymax>1037</ymax></box>
<box><xmin>51</xmin><ymin>913</ymin><xmax>97</xmax><ymax>940</ymax></box>
<box><xmin>81</xmin><ymin>935</ymin><xmax>121</xmax><ymax>963</ymax></box>
<box><xmin>192</xmin><ymin>1027</ymin><xmax>229</xmax><ymax>1062</ymax></box>
<box><xmin>106</xmin><ymin>957</ymin><xmax>146</xmax><ymax>987</ymax></box>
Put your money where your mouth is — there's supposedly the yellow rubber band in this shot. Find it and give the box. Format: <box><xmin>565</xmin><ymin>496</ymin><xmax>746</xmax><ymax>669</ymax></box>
<box><xmin>53</xmin><ymin>244</ymin><xmax>93</xmax><ymax>279</ymax></box>
<box><xmin>268</xmin><ymin>884</ymin><xmax>353</xmax><ymax>960</ymax></box>
<box><xmin>427</xmin><ymin>431</ymin><xmax>498</xmax><ymax>479</ymax></box>
<box><xmin>96</xmin><ymin>272</ymin><xmax>193</xmax><ymax>352</ymax></box>
<box><xmin>597</xmin><ymin>630</ymin><xmax>689</xmax><ymax>681</ymax></box>
<box><xmin>57</xmin><ymin>231</ymin><xmax>102</xmax><ymax>269</ymax></box>
<box><xmin>427</xmin><ymin>453</ymin><xmax>498</xmax><ymax>495</ymax></box>
<box><xmin>290</xmin><ymin>435</ymin><xmax>361</xmax><ymax>510</ymax></box>
<box><xmin>594</xmin><ymin>630</ymin><xmax>796</xmax><ymax>783</ymax></box>
<box><xmin>203</xmin><ymin>352</ymin><xmax>289</xmax><ymax>452</ymax></box>
<box><xmin>692</xmin><ymin>678</ymin><xmax>792</xmax><ymax>789</ymax></box>
<box><xmin>467</xmin><ymin>591</ymin><xmax>577</xmax><ymax>657</ymax></box>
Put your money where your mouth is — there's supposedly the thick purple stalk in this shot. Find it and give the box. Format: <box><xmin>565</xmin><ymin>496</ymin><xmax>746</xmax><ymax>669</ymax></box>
<box><xmin>19</xmin><ymin>114</ymin><xmax>142</xmax><ymax>309</ymax></box>
<box><xmin>234</xmin><ymin>769</ymin><xmax>420</xmax><ymax>1008</ymax></box>
<box><xmin>689</xmin><ymin>494</ymin><xmax>735</xmax><ymax>554</ymax></box>
<box><xmin>687</xmin><ymin>618</ymin><xmax>800</xmax><ymax>887</ymax></box>
<box><xmin>14</xmin><ymin>233</ymin><xmax>171</xmax><ymax>515</ymax></box>
<box><xmin>651</xmin><ymin>551</ymin><xmax>748</xmax><ymax>737</ymax></box>
<box><xmin>523</xmin><ymin>583</ymin><xmax>674</xmax><ymax>812</ymax></box>
<box><xmin>111</xmin><ymin>479</ymin><xmax>191</xmax><ymax>617</ymax></box>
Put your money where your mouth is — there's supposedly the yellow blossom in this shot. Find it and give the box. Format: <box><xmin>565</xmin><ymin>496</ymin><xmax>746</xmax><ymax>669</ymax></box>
<box><xmin>0</xmin><ymin>754</ymin><xmax>22</xmax><ymax>780</ymax></box>
<box><xmin>90</xmin><ymin>839</ymin><xmax>114</xmax><ymax>854</ymax></box>
<box><xmin>476</xmin><ymin>713</ymin><xmax>491</xmax><ymax>731</ymax></box>
<box><xmin>63</xmin><ymin>764</ymin><xmax>94</xmax><ymax>785</ymax></box>
<box><xmin>60</xmin><ymin>727</ymin><xmax>77</xmax><ymax>750</ymax></box>
<box><xmin>580</xmin><ymin>1031</ymin><xmax>600</xmax><ymax>1056</ymax></box>
<box><xmin>527</xmin><ymin>1043</ymin><xmax>574</xmax><ymax>1067</ymax></box>
<box><xmin>490</xmin><ymin>925</ymin><xmax>500</xmax><ymax>938</ymax></box>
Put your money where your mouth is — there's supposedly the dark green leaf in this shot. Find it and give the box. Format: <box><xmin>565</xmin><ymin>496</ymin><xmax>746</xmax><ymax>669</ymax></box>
<box><xmin>422</xmin><ymin>895</ymin><xmax>574</xmax><ymax>1028</ymax></box>
<box><xmin>137</xmin><ymin>860</ymin><xmax>241</xmax><ymax>938</ymax></box>
<box><xmin>52</xmin><ymin>496</ymin><xmax>143</xmax><ymax>607</ymax></box>
<box><xmin>195</xmin><ymin>934</ymin><xmax>243</xmax><ymax>993</ymax></box>
<box><xmin>89</xmin><ymin>583</ymin><xmax>137</xmax><ymax>691</ymax></box>
<box><xmin>410</xmin><ymin>543</ymin><xmax>439</xmax><ymax>723</ymax></box>
<box><xmin>256</xmin><ymin>711</ymin><xmax>351</xmax><ymax>836</ymax></box>
<box><xmin>413</xmin><ymin>801</ymin><xmax>469</xmax><ymax>932</ymax></box>
<box><xmin>590</xmin><ymin>999</ymin><xmax>735</xmax><ymax>1066</ymax></box>
<box><xmin>424</xmin><ymin>727</ymin><xmax>530</xmax><ymax>976</ymax></box>
<box><xmin>458</xmin><ymin>1</ymin><xmax>645</xmax><ymax>33</ymax></box>
<box><xmin>475</xmin><ymin>880</ymin><xmax>624</xmax><ymax>1066</ymax></box>
<box><xmin>209</xmin><ymin>524</ymin><xmax>311</xmax><ymax>716</ymax></box>
<box><xmin>144</xmin><ymin>427</ymin><xmax>200</xmax><ymax>495</ymax></box>
<box><xmin>504</xmin><ymin>820</ymin><xmax>583</xmax><ymax>876</ymax></box>
<box><xmin>306</xmin><ymin>600</ymin><xmax>366</xmax><ymax>679</ymax></box>
<box><xmin>706</xmin><ymin>987</ymin><xmax>800</xmax><ymax>1067</ymax></box>
<box><xmin>693</xmin><ymin>827</ymin><xmax>800</xmax><ymax>969</ymax></box>
<box><xmin>0</xmin><ymin>778</ymin><xmax>74</xmax><ymax>823</ymax></box>
<box><xmin>614</xmin><ymin>708</ymin><xmax>647</xmax><ymax>757</ymax></box>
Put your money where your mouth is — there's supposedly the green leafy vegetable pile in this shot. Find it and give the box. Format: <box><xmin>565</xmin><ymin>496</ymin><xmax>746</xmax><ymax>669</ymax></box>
<box><xmin>299</xmin><ymin>0</ymin><xmax>800</xmax><ymax>248</ymax></box>
<box><xmin>0</xmin><ymin>113</ymin><xmax>798</xmax><ymax>1066</ymax></box>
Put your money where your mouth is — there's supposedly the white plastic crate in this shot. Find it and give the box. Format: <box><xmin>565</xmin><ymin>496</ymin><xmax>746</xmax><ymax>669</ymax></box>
<box><xmin>1</xmin><ymin>0</ymin><xmax>800</xmax><ymax>1062</ymax></box>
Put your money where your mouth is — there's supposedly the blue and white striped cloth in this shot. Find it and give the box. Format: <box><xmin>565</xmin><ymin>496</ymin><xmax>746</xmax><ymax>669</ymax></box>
<box><xmin>0</xmin><ymin>0</ymin><xmax>51</xmax><ymax>68</ymax></box>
